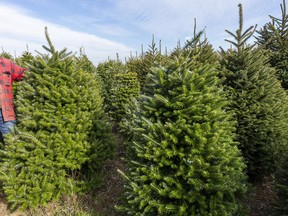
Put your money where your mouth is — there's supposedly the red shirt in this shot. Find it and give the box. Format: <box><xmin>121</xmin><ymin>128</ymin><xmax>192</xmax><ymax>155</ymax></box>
<box><xmin>0</xmin><ymin>58</ymin><xmax>26</xmax><ymax>121</ymax></box>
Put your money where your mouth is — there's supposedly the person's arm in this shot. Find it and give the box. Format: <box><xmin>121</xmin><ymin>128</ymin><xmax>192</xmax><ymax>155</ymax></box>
<box><xmin>11</xmin><ymin>61</ymin><xmax>26</xmax><ymax>82</ymax></box>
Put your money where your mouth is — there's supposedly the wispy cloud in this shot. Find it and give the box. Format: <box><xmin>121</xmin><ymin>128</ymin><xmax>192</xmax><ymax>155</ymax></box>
<box><xmin>63</xmin><ymin>0</ymin><xmax>282</xmax><ymax>50</ymax></box>
<box><xmin>112</xmin><ymin>0</ymin><xmax>281</xmax><ymax>47</ymax></box>
<box><xmin>0</xmin><ymin>0</ymin><xmax>284</xmax><ymax>63</ymax></box>
<box><xmin>0</xmin><ymin>3</ymin><xmax>134</xmax><ymax>63</ymax></box>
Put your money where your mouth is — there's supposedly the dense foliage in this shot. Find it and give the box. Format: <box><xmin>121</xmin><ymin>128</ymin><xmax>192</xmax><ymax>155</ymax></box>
<box><xmin>126</xmin><ymin>37</ymin><xmax>166</xmax><ymax>90</ymax></box>
<box><xmin>95</xmin><ymin>59</ymin><xmax>125</xmax><ymax>116</ymax></box>
<box><xmin>256</xmin><ymin>0</ymin><xmax>288</xmax><ymax>90</ymax></box>
<box><xmin>219</xmin><ymin>4</ymin><xmax>288</xmax><ymax>181</ymax></box>
<box><xmin>117</xmin><ymin>37</ymin><xmax>247</xmax><ymax>215</ymax></box>
<box><xmin>273</xmin><ymin>154</ymin><xmax>288</xmax><ymax>215</ymax></box>
<box><xmin>110</xmin><ymin>71</ymin><xmax>140</xmax><ymax>123</ymax></box>
<box><xmin>0</xmin><ymin>28</ymin><xmax>114</xmax><ymax>209</ymax></box>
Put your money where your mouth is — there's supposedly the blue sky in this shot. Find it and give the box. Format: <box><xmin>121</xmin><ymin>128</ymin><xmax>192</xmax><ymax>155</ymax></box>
<box><xmin>0</xmin><ymin>0</ymin><xmax>284</xmax><ymax>65</ymax></box>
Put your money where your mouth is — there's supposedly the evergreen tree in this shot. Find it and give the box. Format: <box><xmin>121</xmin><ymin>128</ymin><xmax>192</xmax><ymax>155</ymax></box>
<box><xmin>0</xmin><ymin>27</ymin><xmax>114</xmax><ymax>209</ymax></box>
<box><xmin>110</xmin><ymin>71</ymin><xmax>140</xmax><ymax>123</ymax></box>
<box><xmin>0</xmin><ymin>51</ymin><xmax>13</xmax><ymax>59</ymax></box>
<box><xmin>96</xmin><ymin>58</ymin><xmax>141</xmax><ymax>125</ymax></box>
<box><xmin>273</xmin><ymin>154</ymin><xmax>288</xmax><ymax>215</ymax></box>
<box><xmin>117</xmin><ymin>35</ymin><xmax>247</xmax><ymax>216</ymax></box>
<box><xmin>256</xmin><ymin>0</ymin><xmax>288</xmax><ymax>90</ymax></box>
<box><xmin>126</xmin><ymin>36</ymin><xmax>165</xmax><ymax>90</ymax></box>
<box><xmin>219</xmin><ymin>4</ymin><xmax>288</xmax><ymax>181</ymax></box>
<box><xmin>95</xmin><ymin>59</ymin><xmax>125</xmax><ymax>115</ymax></box>
<box><xmin>75</xmin><ymin>51</ymin><xmax>96</xmax><ymax>74</ymax></box>
<box><xmin>16</xmin><ymin>49</ymin><xmax>35</xmax><ymax>68</ymax></box>
<box><xmin>74</xmin><ymin>52</ymin><xmax>116</xmax><ymax>171</ymax></box>
<box><xmin>13</xmin><ymin>51</ymin><xmax>35</xmax><ymax>97</ymax></box>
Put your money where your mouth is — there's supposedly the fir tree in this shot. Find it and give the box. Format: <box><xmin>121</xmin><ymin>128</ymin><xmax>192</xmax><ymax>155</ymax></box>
<box><xmin>13</xmin><ymin>51</ymin><xmax>35</xmax><ymax>97</ymax></box>
<box><xmin>273</xmin><ymin>154</ymin><xmax>288</xmax><ymax>215</ymax></box>
<box><xmin>117</xmin><ymin>34</ymin><xmax>247</xmax><ymax>216</ymax></box>
<box><xmin>0</xmin><ymin>51</ymin><xmax>13</xmax><ymax>59</ymax></box>
<box><xmin>219</xmin><ymin>4</ymin><xmax>288</xmax><ymax>181</ymax></box>
<box><xmin>95</xmin><ymin>59</ymin><xmax>125</xmax><ymax>115</ymax></box>
<box><xmin>96</xmin><ymin>58</ymin><xmax>141</xmax><ymax>125</ymax></box>
<box><xmin>110</xmin><ymin>71</ymin><xmax>140</xmax><ymax>123</ymax></box>
<box><xmin>17</xmin><ymin>51</ymin><xmax>34</xmax><ymax>66</ymax></box>
<box><xmin>126</xmin><ymin>36</ymin><xmax>165</xmax><ymax>90</ymax></box>
<box><xmin>256</xmin><ymin>0</ymin><xmax>288</xmax><ymax>90</ymax></box>
<box><xmin>0</xmin><ymin>27</ymin><xmax>114</xmax><ymax>209</ymax></box>
<box><xmin>74</xmin><ymin>52</ymin><xmax>116</xmax><ymax>172</ymax></box>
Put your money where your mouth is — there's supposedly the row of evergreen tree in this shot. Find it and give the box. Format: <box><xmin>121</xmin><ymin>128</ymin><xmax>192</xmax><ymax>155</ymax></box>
<box><xmin>0</xmin><ymin>1</ymin><xmax>286</xmax><ymax>215</ymax></box>
<box><xmin>115</xmin><ymin>2</ymin><xmax>288</xmax><ymax>215</ymax></box>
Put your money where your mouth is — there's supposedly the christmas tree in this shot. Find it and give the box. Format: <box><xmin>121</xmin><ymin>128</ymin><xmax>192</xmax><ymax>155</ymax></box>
<box><xmin>256</xmin><ymin>0</ymin><xmax>288</xmax><ymax>90</ymax></box>
<box><xmin>219</xmin><ymin>4</ymin><xmax>288</xmax><ymax>181</ymax></box>
<box><xmin>95</xmin><ymin>58</ymin><xmax>125</xmax><ymax>116</ymax></box>
<box><xmin>110</xmin><ymin>71</ymin><xmax>140</xmax><ymax>123</ymax></box>
<box><xmin>272</xmin><ymin>154</ymin><xmax>288</xmax><ymax>215</ymax></box>
<box><xmin>126</xmin><ymin>36</ymin><xmax>166</xmax><ymax>90</ymax></box>
<box><xmin>0</xmin><ymin>27</ymin><xmax>114</xmax><ymax>209</ymax></box>
<box><xmin>117</xmin><ymin>34</ymin><xmax>247</xmax><ymax>215</ymax></box>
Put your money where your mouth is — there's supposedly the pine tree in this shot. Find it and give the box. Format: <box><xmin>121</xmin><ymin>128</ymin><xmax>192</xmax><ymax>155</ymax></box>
<box><xmin>0</xmin><ymin>51</ymin><xmax>13</xmax><ymax>59</ymax></box>
<box><xmin>219</xmin><ymin>4</ymin><xmax>288</xmax><ymax>181</ymax></box>
<box><xmin>117</xmin><ymin>34</ymin><xmax>247</xmax><ymax>216</ymax></box>
<box><xmin>110</xmin><ymin>71</ymin><xmax>140</xmax><ymax>123</ymax></box>
<box><xmin>256</xmin><ymin>0</ymin><xmax>288</xmax><ymax>90</ymax></box>
<box><xmin>0</xmin><ymin>27</ymin><xmax>114</xmax><ymax>209</ymax></box>
<box><xmin>273</xmin><ymin>154</ymin><xmax>288</xmax><ymax>215</ymax></box>
<box><xmin>74</xmin><ymin>52</ymin><xmax>116</xmax><ymax>172</ymax></box>
<box><xmin>95</xmin><ymin>59</ymin><xmax>125</xmax><ymax>115</ymax></box>
<box><xmin>126</xmin><ymin>36</ymin><xmax>165</xmax><ymax>90</ymax></box>
<box><xmin>13</xmin><ymin>51</ymin><xmax>35</xmax><ymax>98</ymax></box>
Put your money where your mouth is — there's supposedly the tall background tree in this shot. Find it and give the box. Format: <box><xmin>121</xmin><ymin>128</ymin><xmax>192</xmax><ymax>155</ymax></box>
<box><xmin>256</xmin><ymin>0</ymin><xmax>288</xmax><ymax>90</ymax></box>
<box><xmin>272</xmin><ymin>153</ymin><xmax>288</xmax><ymax>215</ymax></box>
<box><xmin>219</xmin><ymin>4</ymin><xmax>288</xmax><ymax>181</ymax></box>
<box><xmin>110</xmin><ymin>71</ymin><xmax>140</xmax><ymax>124</ymax></box>
<box><xmin>95</xmin><ymin>58</ymin><xmax>125</xmax><ymax>116</ymax></box>
<box><xmin>126</xmin><ymin>36</ymin><xmax>166</xmax><ymax>91</ymax></box>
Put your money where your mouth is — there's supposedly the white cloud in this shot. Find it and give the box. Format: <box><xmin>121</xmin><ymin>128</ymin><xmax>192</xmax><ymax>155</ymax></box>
<box><xmin>0</xmin><ymin>0</ymin><xmax>283</xmax><ymax>63</ymax></box>
<box><xmin>91</xmin><ymin>0</ymin><xmax>283</xmax><ymax>50</ymax></box>
<box><xmin>85</xmin><ymin>0</ymin><xmax>280</xmax><ymax>52</ymax></box>
<box><xmin>0</xmin><ymin>4</ymin><xmax>134</xmax><ymax>64</ymax></box>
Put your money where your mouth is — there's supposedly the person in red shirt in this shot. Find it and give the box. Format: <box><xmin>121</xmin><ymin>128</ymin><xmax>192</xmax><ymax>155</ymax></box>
<box><xmin>0</xmin><ymin>57</ymin><xmax>26</xmax><ymax>140</ymax></box>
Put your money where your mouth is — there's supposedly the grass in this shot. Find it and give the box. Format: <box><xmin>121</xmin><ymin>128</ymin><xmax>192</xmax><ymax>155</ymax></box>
<box><xmin>0</xmin><ymin>193</ymin><xmax>95</xmax><ymax>216</ymax></box>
